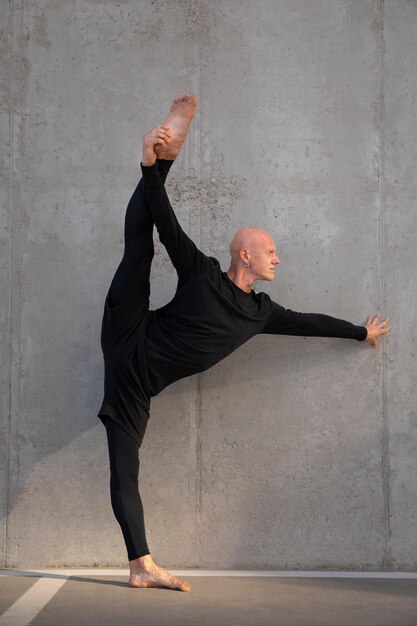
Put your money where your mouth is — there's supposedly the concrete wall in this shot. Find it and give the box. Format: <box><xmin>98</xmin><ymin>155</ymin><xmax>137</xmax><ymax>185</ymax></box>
<box><xmin>1</xmin><ymin>0</ymin><xmax>416</xmax><ymax>569</ymax></box>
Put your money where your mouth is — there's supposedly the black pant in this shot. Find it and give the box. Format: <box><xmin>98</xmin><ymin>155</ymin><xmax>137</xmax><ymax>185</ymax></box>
<box><xmin>103</xmin><ymin>415</ymin><xmax>149</xmax><ymax>560</ymax></box>
<box><xmin>104</xmin><ymin>159</ymin><xmax>174</xmax><ymax>561</ymax></box>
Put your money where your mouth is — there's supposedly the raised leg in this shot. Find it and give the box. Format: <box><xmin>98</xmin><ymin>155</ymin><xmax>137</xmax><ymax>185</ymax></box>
<box><xmin>107</xmin><ymin>179</ymin><xmax>152</xmax><ymax>307</ymax></box>
<box><xmin>157</xmin><ymin>158</ymin><xmax>175</xmax><ymax>185</ymax></box>
<box><xmin>107</xmin><ymin>160</ymin><xmax>175</xmax><ymax>308</ymax></box>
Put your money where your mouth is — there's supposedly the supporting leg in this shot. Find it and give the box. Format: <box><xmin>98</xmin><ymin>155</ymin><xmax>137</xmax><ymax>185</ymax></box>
<box><xmin>104</xmin><ymin>416</ymin><xmax>150</xmax><ymax>560</ymax></box>
<box><xmin>103</xmin><ymin>416</ymin><xmax>191</xmax><ymax>591</ymax></box>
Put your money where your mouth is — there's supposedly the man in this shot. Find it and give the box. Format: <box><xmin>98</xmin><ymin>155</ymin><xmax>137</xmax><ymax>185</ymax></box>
<box><xmin>98</xmin><ymin>95</ymin><xmax>391</xmax><ymax>592</ymax></box>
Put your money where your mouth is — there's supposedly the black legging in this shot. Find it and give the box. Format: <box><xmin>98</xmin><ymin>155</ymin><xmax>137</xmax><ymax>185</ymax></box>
<box><xmin>104</xmin><ymin>159</ymin><xmax>173</xmax><ymax>561</ymax></box>
<box><xmin>107</xmin><ymin>159</ymin><xmax>173</xmax><ymax>306</ymax></box>
<box><xmin>103</xmin><ymin>415</ymin><xmax>149</xmax><ymax>559</ymax></box>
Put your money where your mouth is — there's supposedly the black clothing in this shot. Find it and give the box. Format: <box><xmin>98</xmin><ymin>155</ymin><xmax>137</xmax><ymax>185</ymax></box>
<box><xmin>98</xmin><ymin>161</ymin><xmax>367</xmax><ymax>447</ymax></box>
<box><xmin>98</xmin><ymin>158</ymin><xmax>366</xmax><ymax>562</ymax></box>
<box><xmin>103</xmin><ymin>415</ymin><xmax>150</xmax><ymax>560</ymax></box>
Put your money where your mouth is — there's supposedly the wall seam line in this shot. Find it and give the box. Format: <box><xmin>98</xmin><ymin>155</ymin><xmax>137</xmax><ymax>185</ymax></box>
<box><xmin>196</xmin><ymin>0</ymin><xmax>202</xmax><ymax>567</ymax></box>
<box><xmin>5</xmin><ymin>0</ymin><xmax>15</xmax><ymax>569</ymax></box>
<box><xmin>378</xmin><ymin>0</ymin><xmax>391</xmax><ymax>566</ymax></box>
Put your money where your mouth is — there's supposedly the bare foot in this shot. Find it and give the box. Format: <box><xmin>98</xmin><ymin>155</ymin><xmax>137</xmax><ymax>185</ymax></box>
<box><xmin>129</xmin><ymin>554</ymin><xmax>191</xmax><ymax>591</ymax></box>
<box><xmin>154</xmin><ymin>94</ymin><xmax>198</xmax><ymax>160</ymax></box>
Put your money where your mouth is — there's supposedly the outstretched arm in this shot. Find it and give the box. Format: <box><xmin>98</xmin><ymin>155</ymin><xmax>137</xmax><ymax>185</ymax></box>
<box><xmin>140</xmin><ymin>126</ymin><xmax>214</xmax><ymax>283</ymax></box>
<box><xmin>263</xmin><ymin>302</ymin><xmax>391</xmax><ymax>347</ymax></box>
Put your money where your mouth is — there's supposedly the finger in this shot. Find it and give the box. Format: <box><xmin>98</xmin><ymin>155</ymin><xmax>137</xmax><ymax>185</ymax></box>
<box><xmin>375</xmin><ymin>327</ymin><xmax>391</xmax><ymax>336</ymax></box>
<box><xmin>157</xmin><ymin>133</ymin><xmax>171</xmax><ymax>143</ymax></box>
<box><xmin>379</xmin><ymin>319</ymin><xmax>390</xmax><ymax>327</ymax></box>
<box><xmin>153</xmin><ymin>127</ymin><xmax>169</xmax><ymax>136</ymax></box>
<box><xmin>366</xmin><ymin>315</ymin><xmax>372</xmax><ymax>324</ymax></box>
<box><xmin>157</xmin><ymin>126</ymin><xmax>171</xmax><ymax>136</ymax></box>
<box><xmin>150</xmin><ymin>130</ymin><xmax>168</xmax><ymax>141</ymax></box>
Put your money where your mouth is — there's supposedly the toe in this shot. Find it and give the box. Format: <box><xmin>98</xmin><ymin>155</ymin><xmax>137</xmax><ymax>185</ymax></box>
<box><xmin>179</xmin><ymin>580</ymin><xmax>191</xmax><ymax>591</ymax></box>
<box><xmin>170</xmin><ymin>576</ymin><xmax>191</xmax><ymax>591</ymax></box>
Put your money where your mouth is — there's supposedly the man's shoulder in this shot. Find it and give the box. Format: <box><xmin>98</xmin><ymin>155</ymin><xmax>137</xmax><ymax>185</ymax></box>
<box><xmin>175</xmin><ymin>254</ymin><xmax>220</xmax><ymax>291</ymax></box>
<box><xmin>206</xmin><ymin>255</ymin><xmax>221</xmax><ymax>268</ymax></box>
<box><xmin>253</xmin><ymin>290</ymin><xmax>275</xmax><ymax>312</ymax></box>
<box><xmin>251</xmin><ymin>289</ymin><xmax>273</xmax><ymax>304</ymax></box>
<box><xmin>197</xmin><ymin>254</ymin><xmax>222</xmax><ymax>277</ymax></box>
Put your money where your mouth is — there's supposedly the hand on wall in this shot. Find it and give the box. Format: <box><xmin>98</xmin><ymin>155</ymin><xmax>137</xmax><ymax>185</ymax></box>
<box><xmin>365</xmin><ymin>314</ymin><xmax>391</xmax><ymax>347</ymax></box>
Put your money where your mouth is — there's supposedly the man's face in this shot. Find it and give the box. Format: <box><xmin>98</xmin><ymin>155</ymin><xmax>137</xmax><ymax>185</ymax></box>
<box><xmin>247</xmin><ymin>234</ymin><xmax>280</xmax><ymax>281</ymax></box>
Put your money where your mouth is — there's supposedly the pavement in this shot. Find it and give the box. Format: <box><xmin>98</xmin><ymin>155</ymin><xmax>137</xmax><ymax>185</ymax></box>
<box><xmin>1</xmin><ymin>569</ymin><xmax>417</xmax><ymax>626</ymax></box>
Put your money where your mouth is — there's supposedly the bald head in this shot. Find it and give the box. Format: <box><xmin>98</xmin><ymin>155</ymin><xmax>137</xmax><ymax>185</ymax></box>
<box><xmin>229</xmin><ymin>228</ymin><xmax>274</xmax><ymax>261</ymax></box>
<box><xmin>227</xmin><ymin>228</ymin><xmax>280</xmax><ymax>285</ymax></box>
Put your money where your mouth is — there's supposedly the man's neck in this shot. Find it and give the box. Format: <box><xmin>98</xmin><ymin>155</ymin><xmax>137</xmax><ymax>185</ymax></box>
<box><xmin>226</xmin><ymin>269</ymin><xmax>253</xmax><ymax>294</ymax></box>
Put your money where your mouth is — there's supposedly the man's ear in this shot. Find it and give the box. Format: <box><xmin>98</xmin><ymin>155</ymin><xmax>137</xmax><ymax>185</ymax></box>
<box><xmin>240</xmin><ymin>248</ymin><xmax>249</xmax><ymax>263</ymax></box>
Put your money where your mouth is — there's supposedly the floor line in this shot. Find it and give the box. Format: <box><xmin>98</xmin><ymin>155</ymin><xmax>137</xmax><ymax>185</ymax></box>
<box><xmin>0</xmin><ymin>576</ymin><xmax>68</xmax><ymax>626</ymax></box>
<box><xmin>1</xmin><ymin>568</ymin><xmax>417</xmax><ymax>579</ymax></box>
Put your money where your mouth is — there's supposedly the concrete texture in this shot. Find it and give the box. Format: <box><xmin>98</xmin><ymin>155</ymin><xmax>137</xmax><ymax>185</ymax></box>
<box><xmin>0</xmin><ymin>0</ymin><xmax>415</xmax><ymax>569</ymax></box>
<box><xmin>384</xmin><ymin>0</ymin><xmax>417</xmax><ymax>568</ymax></box>
<box><xmin>3</xmin><ymin>572</ymin><xmax>417</xmax><ymax>626</ymax></box>
<box><xmin>0</xmin><ymin>0</ymin><xmax>12</xmax><ymax>569</ymax></box>
<box><xmin>0</xmin><ymin>574</ymin><xmax>38</xmax><ymax>616</ymax></box>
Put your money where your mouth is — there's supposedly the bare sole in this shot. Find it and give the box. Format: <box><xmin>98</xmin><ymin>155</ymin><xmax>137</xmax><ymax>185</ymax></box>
<box><xmin>155</xmin><ymin>94</ymin><xmax>198</xmax><ymax>160</ymax></box>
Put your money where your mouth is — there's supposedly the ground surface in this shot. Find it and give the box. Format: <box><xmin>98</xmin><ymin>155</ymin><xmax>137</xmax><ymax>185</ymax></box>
<box><xmin>1</xmin><ymin>570</ymin><xmax>417</xmax><ymax>626</ymax></box>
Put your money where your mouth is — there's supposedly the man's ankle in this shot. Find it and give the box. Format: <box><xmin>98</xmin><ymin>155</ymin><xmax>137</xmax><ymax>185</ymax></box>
<box><xmin>136</xmin><ymin>553</ymin><xmax>153</xmax><ymax>568</ymax></box>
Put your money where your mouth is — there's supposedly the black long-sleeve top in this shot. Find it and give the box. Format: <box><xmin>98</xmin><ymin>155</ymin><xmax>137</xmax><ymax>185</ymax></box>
<box><xmin>98</xmin><ymin>163</ymin><xmax>367</xmax><ymax>444</ymax></box>
<box><xmin>140</xmin><ymin>163</ymin><xmax>367</xmax><ymax>397</ymax></box>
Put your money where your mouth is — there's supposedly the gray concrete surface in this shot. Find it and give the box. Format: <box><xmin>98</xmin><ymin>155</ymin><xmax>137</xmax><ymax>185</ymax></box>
<box><xmin>384</xmin><ymin>0</ymin><xmax>417</xmax><ymax>569</ymax></box>
<box><xmin>0</xmin><ymin>575</ymin><xmax>38</xmax><ymax>615</ymax></box>
<box><xmin>0</xmin><ymin>0</ymin><xmax>12</xmax><ymax>571</ymax></box>
<box><xmin>3</xmin><ymin>573</ymin><xmax>417</xmax><ymax>626</ymax></box>
<box><xmin>1</xmin><ymin>0</ymin><xmax>416</xmax><ymax>570</ymax></box>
